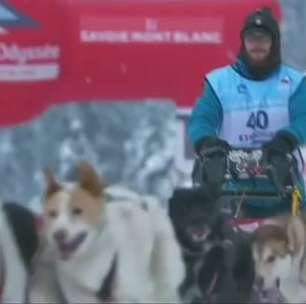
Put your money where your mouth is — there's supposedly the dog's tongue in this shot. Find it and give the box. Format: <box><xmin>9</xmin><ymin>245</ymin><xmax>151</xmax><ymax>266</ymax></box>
<box><xmin>57</xmin><ymin>232</ymin><xmax>88</xmax><ymax>260</ymax></box>
<box><xmin>58</xmin><ymin>243</ymin><xmax>74</xmax><ymax>260</ymax></box>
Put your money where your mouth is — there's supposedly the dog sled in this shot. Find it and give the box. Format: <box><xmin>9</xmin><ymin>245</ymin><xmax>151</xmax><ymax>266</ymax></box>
<box><xmin>192</xmin><ymin>146</ymin><xmax>305</xmax><ymax>233</ymax></box>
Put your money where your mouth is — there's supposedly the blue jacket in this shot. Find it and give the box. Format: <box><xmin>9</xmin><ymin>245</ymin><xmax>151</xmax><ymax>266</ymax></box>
<box><xmin>188</xmin><ymin>62</ymin><xmax>306</xmax><ymax>149</ymax></box>
<box><xmin>188</xmin><ymin>60</ymin><xmax>306</xmax><ymax>216</ymax></box>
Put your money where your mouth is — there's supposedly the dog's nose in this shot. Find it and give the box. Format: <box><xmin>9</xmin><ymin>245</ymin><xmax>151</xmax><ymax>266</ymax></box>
<box><xmin>53</xmin><ymin>229</ymin><xmax>68</xmax><ymax>242</ymax></box>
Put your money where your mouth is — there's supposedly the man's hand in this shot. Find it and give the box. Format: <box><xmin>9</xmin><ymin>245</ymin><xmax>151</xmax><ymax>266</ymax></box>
<box><xmin>196</xmin><ymin>137</ymin><xmax>231</xmax><ymax>190</ymax></box>
<box><xmin>198</xmin><ymin>137</ymin><xmax>231</xmax><ymax>159</ymax></box>
<box><xmin>261</xmin><ymin>133</ymin><xmax>296</xmax><ymax>190</ymax></box>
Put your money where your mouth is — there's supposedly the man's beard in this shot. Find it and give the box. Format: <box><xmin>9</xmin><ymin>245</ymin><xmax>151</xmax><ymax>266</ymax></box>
<box><xmin>239</xmin><ymin>45</ymin><xmax>280</xmax><ymax>80</ymax></box>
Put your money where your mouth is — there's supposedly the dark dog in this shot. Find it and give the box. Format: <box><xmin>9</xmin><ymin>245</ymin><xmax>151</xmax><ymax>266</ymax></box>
<box><xmin>2</xmin><ymin>201</ymin><xmax>39</xmax><ymax>267</ymax></box>
<box><xmin>168</xmin><ymin>187</ymin><xmax>254</xmax><ymax>303</ymax></box>
<box><xmin>0</xmin><ymin>201</ymin><xmax>39</xmax><ymax>302</ymax></box>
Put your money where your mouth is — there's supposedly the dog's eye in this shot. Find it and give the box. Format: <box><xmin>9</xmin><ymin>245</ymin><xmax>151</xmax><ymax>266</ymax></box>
<box><xmin>72</xmin><ymin>207</ymin><xmax>83</xmax><ymax>216</ymax></box>
<box><xmin>267</xmin><ymin>255</ymin><xmax>275</xmax><ymax>263</ymax></box>
<box><xmin>48</xmin><ymin>210</ymin><xmax>58</xmax><ymax>218</ymax></box>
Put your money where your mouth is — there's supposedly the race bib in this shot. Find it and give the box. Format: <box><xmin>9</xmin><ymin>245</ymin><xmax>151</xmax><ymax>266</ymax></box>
<box><xmin>219</xmin><ymin>106</ymin><xmax>289</xmax><ymax>148</ymax></box>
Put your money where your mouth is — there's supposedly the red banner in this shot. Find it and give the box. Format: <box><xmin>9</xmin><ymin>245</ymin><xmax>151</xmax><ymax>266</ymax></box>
<box><xmin>0</xmin><ymin>0</ymin><xmax>281</xmax><ymax>127</ymax></box>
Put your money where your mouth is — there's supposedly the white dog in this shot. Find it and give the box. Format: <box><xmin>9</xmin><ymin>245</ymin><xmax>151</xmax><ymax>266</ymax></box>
<box><xmin>28</xmin><ymin>162</ymin><xmax>185</xmax><ymax>303</ymax></box>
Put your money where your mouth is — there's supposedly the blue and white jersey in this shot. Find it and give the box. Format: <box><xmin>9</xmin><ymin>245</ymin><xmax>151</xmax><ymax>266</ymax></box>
<box><xmin>207</xmin><ymin>65</ymin><xmax>304</xmax><ymax>148</ymax></box>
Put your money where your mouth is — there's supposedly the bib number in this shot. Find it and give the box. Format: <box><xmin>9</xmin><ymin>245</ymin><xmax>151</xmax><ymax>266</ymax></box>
<box><xmin>246</xmin><ymin>110</ymin><xmax>269</xmax><ymax>130</ymax></box>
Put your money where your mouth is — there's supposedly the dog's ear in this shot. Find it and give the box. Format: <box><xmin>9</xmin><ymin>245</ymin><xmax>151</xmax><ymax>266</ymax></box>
<box><xmin>43</xmin><ymin>168</ymin><xmax>62</xmax><ymax>198</ymax></box>
<box><xmin>168</xmin><ymin>191</ymin><xmax>179</xmax><ymax>221</ymax></box>
<box><xmin>168</xmin><ymin>188</ymin><xmax>187</xmax><ymax>223</ymax></box>
<box><xmin>286</xmin><ymin>215</ymin><xmax>306</xmax><ymax>255</ymax></box>
<box><xmin>78</xmin><ymin>161</ymin><xmax>105</xmax><ymax>197</ymax></box>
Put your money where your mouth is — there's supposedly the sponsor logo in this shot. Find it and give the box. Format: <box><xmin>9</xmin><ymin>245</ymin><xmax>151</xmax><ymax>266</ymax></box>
<box><xmin>0</xmin><ymin>43</ymin><xmax>60</xmax><ymax>64</ymax></box>
<box><xmin>255</xmin><ymin>17</ymin><xmax>262</xmax><ymax>26</ymax></box>
<box><xmin>0</xmin><ymin>43</ymin><xmax>60</xmax><ymax>81</ymax></box>
<box><xmin>237</xmin><ymin>83</ymin><xmax>247</xmax><ymax>94</ymax></box>
<box><xmin>0</xmin><ymin>0</ymin><xmax>38</xmax><ymax>33</ymax></box>
<box><xmin>80</xmin><ymin>16</ymin><xmax>223</xmax><ymax>44</ymax></box>
<box><xmin>278</xmin><ymin>76</ymin><xmax>291</xmax><ymax>91</ymax></box>
<box><xmin>81</xmin><ymin>30</ymin><xmax>222</xmax><ymax>44</ymax></box>
<box><xmin>280</xmin><ymin>76</ymin><xmax>290</xmax><ymax>85</ymax></box>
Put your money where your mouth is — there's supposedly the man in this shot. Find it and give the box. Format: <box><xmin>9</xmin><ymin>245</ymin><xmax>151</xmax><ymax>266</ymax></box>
<box><xmin>188</xmin><ymin>8</ymin><xmax>306</xmax><ymax>217</ymax></box>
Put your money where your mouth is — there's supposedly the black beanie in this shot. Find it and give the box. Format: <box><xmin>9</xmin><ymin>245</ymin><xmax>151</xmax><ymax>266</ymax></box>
<box><xmin>238</xmin><ymin>7</ymin><xmax>281</xmax><ymax>80</ymax></box>
<box><xmin>241</xmin><ymin>7</ymin><xmax>280</xmax><ymax>42</ymax></box>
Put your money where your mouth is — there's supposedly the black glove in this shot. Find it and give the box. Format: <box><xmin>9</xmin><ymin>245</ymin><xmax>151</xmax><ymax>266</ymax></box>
<box><xmin>262</xmin><ymin>132</ymin><xmax>297</xmax><ymax>158</ymax></box>
<box><xmin>262</xmin><ymin>132</ymin><xmax>297</xmax><ymax>190</ymax></box>
<box><xmin>195</xmin><ymin>137</ymin><xmax>231</xmax><ymax>189</ymax></box>
<box><xmin>196</xmin><ymin>137</ymin><xmax>231</xmax><ymax>159</ymax></box>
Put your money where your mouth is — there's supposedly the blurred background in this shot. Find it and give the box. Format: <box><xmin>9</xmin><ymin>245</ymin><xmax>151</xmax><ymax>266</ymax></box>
<box><xmin>0</xmin><ymin>0</ymin><xmax>305</xmax><ymax>212</ymax></box>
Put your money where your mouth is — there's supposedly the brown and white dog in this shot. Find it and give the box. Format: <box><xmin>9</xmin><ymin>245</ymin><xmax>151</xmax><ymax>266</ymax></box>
<box><xmin>28</xmin><ymin>162</ymin><xmax>185</xmax><ymax>303</ymax></box>
<box><xmin>251</xmin><ymin>214</ymin><xmax>306</xmax><ymax>303</ymax></box>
